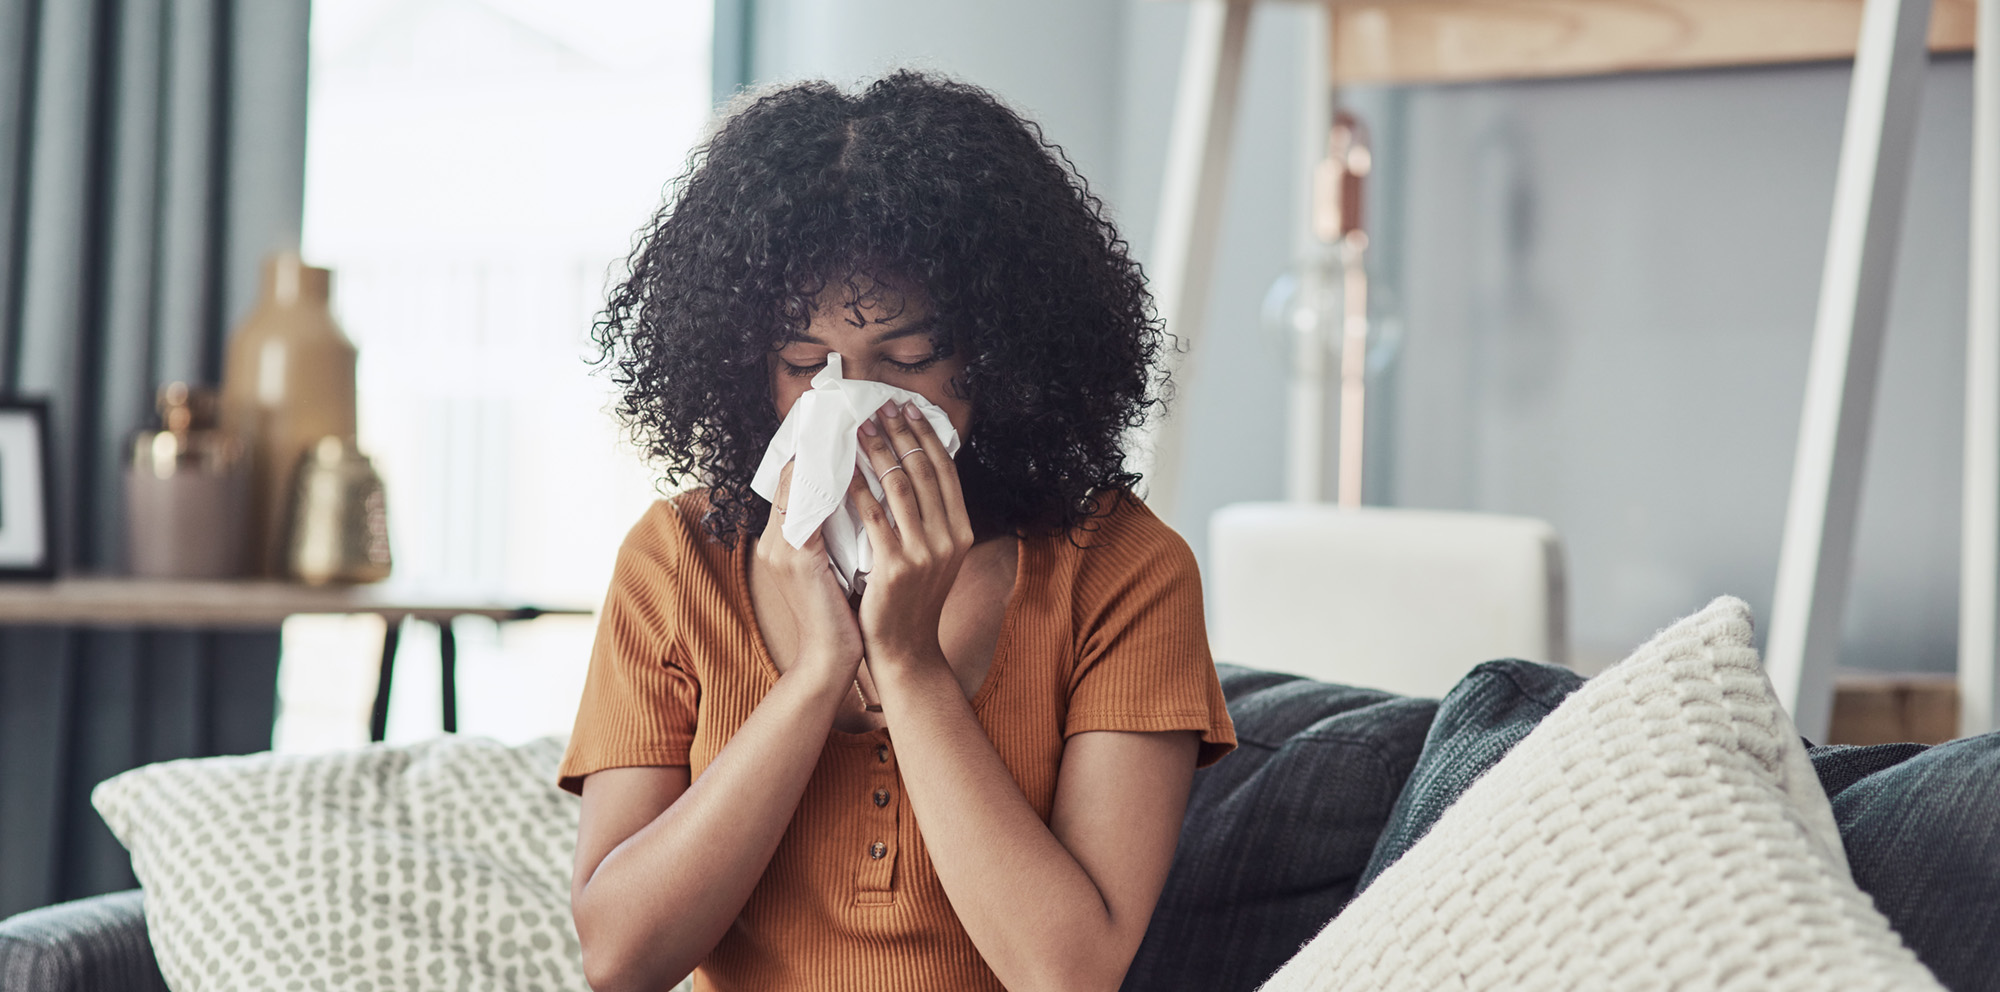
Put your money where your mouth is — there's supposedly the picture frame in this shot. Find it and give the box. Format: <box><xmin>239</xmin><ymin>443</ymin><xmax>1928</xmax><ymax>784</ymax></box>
<box><xmin>0</xmin><ymin>400</ymin><xmax>54</xmax><ymax>579</ymax></box>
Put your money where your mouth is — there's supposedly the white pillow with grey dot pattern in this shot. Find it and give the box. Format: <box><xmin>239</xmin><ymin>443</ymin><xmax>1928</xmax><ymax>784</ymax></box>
<box><xmin>91</xmin><ymin>735</ymin><xmax>690</xmax><ymax>992</ymax></box>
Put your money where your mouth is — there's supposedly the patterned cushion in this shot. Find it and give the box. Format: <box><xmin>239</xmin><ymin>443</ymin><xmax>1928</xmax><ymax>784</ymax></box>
<box><xmin>1260</xmin><ymin>596</ymin><xmax>1945</xmax><ymax>992</ymax></box>
<box><xmin>91</xmin><ymin>736</ymin><xmax>647</xmax><ymax>992</ymax></box>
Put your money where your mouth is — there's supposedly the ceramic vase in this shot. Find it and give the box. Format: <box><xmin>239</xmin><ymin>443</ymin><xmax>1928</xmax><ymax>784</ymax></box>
<box><xmin>220</xmin><ymin>252</ymin><xmax>358</xmax><ymax>577</ymax></box>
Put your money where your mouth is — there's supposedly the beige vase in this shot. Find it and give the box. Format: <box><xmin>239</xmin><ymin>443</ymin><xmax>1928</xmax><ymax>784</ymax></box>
<box><xmin>220</xmin><ymin>252</ymin><xmax>358</xmax><ymax>577</ymax></box>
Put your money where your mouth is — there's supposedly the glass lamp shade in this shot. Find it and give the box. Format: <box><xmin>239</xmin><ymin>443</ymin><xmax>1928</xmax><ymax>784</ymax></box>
<box><xmin>1261</xmin><ymin>238</ymin><xmax>1401</xmax><ymax>504</ymax></box>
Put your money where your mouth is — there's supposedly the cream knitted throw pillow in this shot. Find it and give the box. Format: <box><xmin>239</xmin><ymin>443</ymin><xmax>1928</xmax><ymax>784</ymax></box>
<box><xmin>1260</xmin><ymin>596</ymin><xmax>1943</xmax><ymax>992</ymax></box>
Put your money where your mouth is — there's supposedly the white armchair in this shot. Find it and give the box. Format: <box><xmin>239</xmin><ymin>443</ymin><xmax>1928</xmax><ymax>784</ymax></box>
<box><xmin>1208</xmin><ymin>503</ymin><xmax>1569</xmax><ymax>698</ymax></box>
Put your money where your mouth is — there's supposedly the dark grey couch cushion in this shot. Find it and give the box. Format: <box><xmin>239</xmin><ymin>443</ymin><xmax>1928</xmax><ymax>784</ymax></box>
<box><xmin>1828</xmin><ymin>735</ymin><xmax>2000</xmax><ymax>992</ymax></box>
<box><xmin>0</xmin><ymin>889</ymin><xmax>166</xmax><ymax>992</ymax></box>
<box><xmin>1357</xmin><ymin>658</ymin><xmax>1584</xmax><ymax>893</ymax></box>
<box><xmin>1807</xmin><ymin>741</ymin><xmax>1930</xmax><ymax>798</ymax></box>
<box><xmin>1121</xmin><ymin>664</ymin><xmax>1439</xmax><ymax>992</ymax></box>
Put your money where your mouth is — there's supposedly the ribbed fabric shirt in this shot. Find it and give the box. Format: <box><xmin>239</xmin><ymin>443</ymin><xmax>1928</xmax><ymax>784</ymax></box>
<box><xmin>559</xmin><ymin>489</ymin><xmax>1235</xmax><ymax>992</ymax></box>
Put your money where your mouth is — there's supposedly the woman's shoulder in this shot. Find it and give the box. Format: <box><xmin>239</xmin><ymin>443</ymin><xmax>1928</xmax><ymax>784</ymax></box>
<box><xmin>617</xmin><ymin>488</ymin><xmax>737</xmax><ymax>573</ymax></box>
<box><xmin>1045</xmin><ymin>489</ymin><xmax>1198</xmax><ymax>579</ymax></box>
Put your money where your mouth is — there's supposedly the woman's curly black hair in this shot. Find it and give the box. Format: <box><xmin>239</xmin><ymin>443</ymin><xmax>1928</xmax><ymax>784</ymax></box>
<box><xmin>595</xmin><ymin>70</ymin><xmax>1166</xmax><ymax>544</ymax></box>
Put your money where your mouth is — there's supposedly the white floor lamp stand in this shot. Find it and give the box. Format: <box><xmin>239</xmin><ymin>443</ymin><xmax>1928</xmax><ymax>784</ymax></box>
<box><xmin>1959</xmin><ymin>0</ymin><xmax>2000</xmax><ymax>737</ymax></box>
<box><xmin>1144</xmin><ymin>0</ymin><xmax>1253</xmax><ymax>523</ymax></box>
<box><xmin>1767</xmin><ymin>0</ymin><xmax>2000</xmax><ymax>743</ymax></box>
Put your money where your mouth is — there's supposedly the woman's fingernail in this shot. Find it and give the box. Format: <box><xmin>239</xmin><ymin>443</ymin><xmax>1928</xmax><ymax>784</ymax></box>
<box><xmin>902</xmin><ymin>401</ymin><xmax>921</xmax><ymax>420</ymax></box>
<box><xmin>860</xmin><ymin>418</ymin><xmax>879</xmax><ymax>436</ymax></box>
<box><xmin>882</xmin><ymin>401</ymin><xmax>902</xmax><ymax>418</ymax></box>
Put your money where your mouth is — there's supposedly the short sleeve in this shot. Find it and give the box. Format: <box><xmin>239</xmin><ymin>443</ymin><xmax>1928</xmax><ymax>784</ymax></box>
<box><xmin>1065</xmin><ymin>505</ymin><xmax>1236</xmax><ymax>767</ymax></box>
<box><xmin>557</xmin><ymin>504</ymin><xmax>701</xmax><ymax>794</ymax></box>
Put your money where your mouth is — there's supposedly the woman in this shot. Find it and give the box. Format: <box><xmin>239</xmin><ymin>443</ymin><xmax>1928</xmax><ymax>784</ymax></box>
<box><xmin>561</xmin><ymin>71</ymin><xmax>1235</xmax><ymax>992</ymax></box>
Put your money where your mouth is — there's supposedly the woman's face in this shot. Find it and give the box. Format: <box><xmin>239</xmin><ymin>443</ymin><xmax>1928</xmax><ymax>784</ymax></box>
<box><xmin>767</xmin><ymin>277</ymin><xmax>972</xmax><ymax>437</ymax></box>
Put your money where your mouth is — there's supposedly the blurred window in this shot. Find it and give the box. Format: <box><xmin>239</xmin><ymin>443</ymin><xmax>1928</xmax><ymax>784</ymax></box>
<box><xmin>276</xmin><ymin>0</ymin><xmax>710</xmax><ymax>751</ymax></box>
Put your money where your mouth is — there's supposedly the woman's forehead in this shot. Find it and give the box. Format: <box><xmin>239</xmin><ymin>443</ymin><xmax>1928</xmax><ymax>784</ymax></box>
<box><xmin>789</xmin><ymin>308</ymin><xmax>937</xmax><ymax>347</ymax></box>
<box><xmin>815</xmin><ymin>269</ymin><xmax>922</xmax><ymax>318</ymax></box>
<box><xmin>783</xmin><ymin>273</ymin><xmax>934</xmax><ymax>344</ymax></box>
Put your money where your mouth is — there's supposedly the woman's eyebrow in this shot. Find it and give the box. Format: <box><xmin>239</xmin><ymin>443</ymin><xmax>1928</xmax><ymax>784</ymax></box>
<box><xmin>871</xmin><ymin>320</ymin><xmax>937</xmax><ymax>344</ymax></box>
<box><xmin>779</xmin><ymin>320</ymin><xmax>937</xmax><ymax>346</ymax></box>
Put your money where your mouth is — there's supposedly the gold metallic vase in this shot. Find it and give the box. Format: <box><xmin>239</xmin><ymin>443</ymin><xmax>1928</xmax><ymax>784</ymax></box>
<box><xmin>284</xmin><ymin>436</ymin><xmax>392</xmax><ymax>586</ymax></box>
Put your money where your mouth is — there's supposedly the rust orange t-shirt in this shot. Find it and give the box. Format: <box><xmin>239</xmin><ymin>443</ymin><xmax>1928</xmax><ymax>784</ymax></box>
<box><xmin>558</xmin><ymin>489</ymin><xmax>1235</xmax><ymax>992</ymax></box>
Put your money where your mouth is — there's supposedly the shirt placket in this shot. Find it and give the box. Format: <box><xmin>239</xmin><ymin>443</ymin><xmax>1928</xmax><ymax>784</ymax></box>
<box><xmin>855</xmin><ymin>739</ymin><xmax>899</xmax><ymax>904</ymax></box>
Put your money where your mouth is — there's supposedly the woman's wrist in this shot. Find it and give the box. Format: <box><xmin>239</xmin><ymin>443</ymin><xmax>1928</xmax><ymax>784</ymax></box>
<box><xmin>866</xmin><ymin>643</ymin><xmax>954</xmax><ymax>694</ymax></box>
<box><xmin>784</xmin><ymin>651</ymin><xmax>864</xmax><ymax>697</ymax></box>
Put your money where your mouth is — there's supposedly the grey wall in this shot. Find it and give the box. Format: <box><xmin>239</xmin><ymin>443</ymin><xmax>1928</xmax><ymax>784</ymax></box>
<box><xmin>741</xmin><ymin>3</ymin><xmax>1977</xmax><ymax>675</ymax></box>
<box><xmin>1382</xmin><ymin>59</ymin><xmax>1973</xmax><ymax>671</ymax></box>
<box><xmin>750</xmin><ymin>0</ymin><xmax>1128</xmax><ymax>196</ymax></box>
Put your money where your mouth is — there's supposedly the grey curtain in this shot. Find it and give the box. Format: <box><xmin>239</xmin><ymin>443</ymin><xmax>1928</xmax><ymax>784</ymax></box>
<box><xmin>712</xmin><ymin>0</ymin><xmax>753</xmax><ymax>106</ymax></box>
<box><xmin>0</xmin><ymin>0</ymin><xmax>309</xmax><ymax>917</ymax></box>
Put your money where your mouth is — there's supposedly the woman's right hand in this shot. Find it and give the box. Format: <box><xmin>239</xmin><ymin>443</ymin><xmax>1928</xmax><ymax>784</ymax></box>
<box><xmin>754</xmin><ymin>461</ymin><xmax>864</xmax><ymax>679</ymax></box>
<box><xmin>576</xmin><ymin>463</ymin><xmax>870</xmax><ymax>991</ymax></box>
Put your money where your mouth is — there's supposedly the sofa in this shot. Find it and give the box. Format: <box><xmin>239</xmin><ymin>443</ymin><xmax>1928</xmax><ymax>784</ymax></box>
<box><xmin>4</xmin><ymin>599</ymin><xmax>1995</xmax><ymax>992</ymax></box>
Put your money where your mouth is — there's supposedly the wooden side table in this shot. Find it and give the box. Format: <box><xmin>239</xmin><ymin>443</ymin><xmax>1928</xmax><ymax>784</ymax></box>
<box><xmin>0</xmin><ymin>578</ymin><xmax>592</xmax><ymax>742</ymax></box>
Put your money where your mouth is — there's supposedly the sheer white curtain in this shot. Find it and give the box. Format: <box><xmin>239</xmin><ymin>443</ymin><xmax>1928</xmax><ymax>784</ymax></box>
<box><xmin>277</xmin><ymin>0</ymin><xmax>711</xmax><ymax>750</ymax></box>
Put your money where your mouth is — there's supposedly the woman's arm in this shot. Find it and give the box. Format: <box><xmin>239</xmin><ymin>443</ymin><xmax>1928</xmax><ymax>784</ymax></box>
<box><xmin>571</xmin><ymin>666</ymin><xmax>851</xmax><ymax>992</ymax></box>
<box><xmin>879</xmin><ymin>669</ymin><xmax>1197</xmax><ymax>992</ymax></box>
<box><xmin>853</xmin><ymin>402</ymin><xmax>1198</xmax><ymax>992</ymax></box>
<box><xmin>570</xmin><ymin>468</ymin><xmax>862</xmax><ymax>992</ymax></box>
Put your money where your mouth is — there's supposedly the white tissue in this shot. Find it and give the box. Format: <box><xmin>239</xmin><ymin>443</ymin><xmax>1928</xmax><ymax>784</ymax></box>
<box><xmin>749</xmin><ymin>353</ymin><xmax>960</xmax><ymax>593</ymax></box>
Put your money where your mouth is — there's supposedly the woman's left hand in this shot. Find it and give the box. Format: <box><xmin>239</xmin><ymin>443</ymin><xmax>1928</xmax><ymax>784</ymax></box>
<box><xmin>850</xmin><ymin>400</ymin><xmax>975</xmax><ymax>666</ymax></box>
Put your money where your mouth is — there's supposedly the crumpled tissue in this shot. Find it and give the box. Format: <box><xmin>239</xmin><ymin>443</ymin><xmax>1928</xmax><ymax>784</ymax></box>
<box><xmin>750</xmin><ymin>353</ymin><xmax>960</xmax><ymax>593</ymax></box>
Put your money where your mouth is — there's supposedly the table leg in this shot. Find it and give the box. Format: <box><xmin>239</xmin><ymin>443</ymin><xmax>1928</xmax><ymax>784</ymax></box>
<box><xmin>439</xmin><ymin>618</ymin><xmax>457</xmax><ymax>735</ymax></box>
<box><xmin>369</xmin><ymin>615</ymin><xmax>403</xmax><ymax>743</ymax></box>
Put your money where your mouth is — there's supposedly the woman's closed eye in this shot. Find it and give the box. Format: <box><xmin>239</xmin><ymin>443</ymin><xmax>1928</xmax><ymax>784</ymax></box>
<box><xmin>781</xmin><ymin>354</ymin><xmax>938</xmax><ymax>377</ymax></box>
<box><xmin>884</xmin><ymin>354</ymin><xmax>939</xmax><ymax>374</ymax></box>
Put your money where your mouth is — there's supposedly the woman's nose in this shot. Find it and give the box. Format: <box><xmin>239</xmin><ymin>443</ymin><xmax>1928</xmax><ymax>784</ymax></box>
<box><xmin>835</xmin><ymin>354</ymin><xmax>886</xmax><ymax>383</ymax></box>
